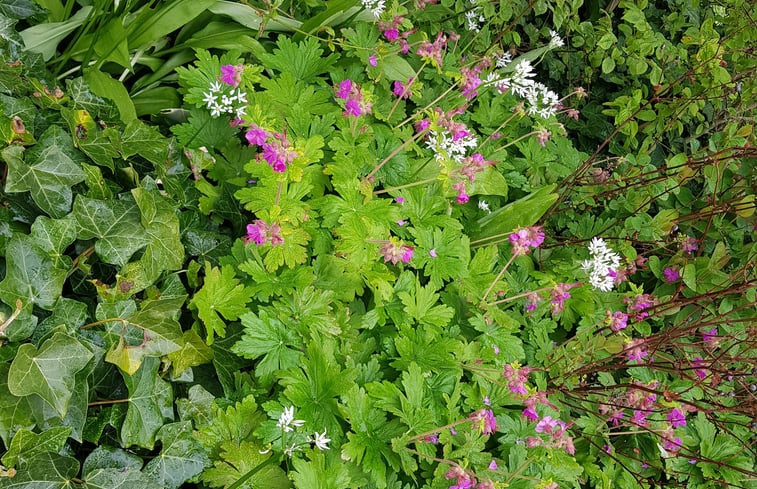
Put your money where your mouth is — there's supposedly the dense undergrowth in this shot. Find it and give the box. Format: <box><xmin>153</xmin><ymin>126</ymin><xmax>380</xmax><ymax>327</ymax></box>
<box><xmin>0</xmin><ymin>0</ymin><xmax>755</xmax><ymax>488</ymax></box>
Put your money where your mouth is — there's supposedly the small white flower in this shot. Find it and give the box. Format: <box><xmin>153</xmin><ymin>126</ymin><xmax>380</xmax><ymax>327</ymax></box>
<box><xmin>478</xmin><ymin>200</ymin><xmax>490</xmax><ymax>212</ymax></box>
<box><xmin>582</xmin><ymin>237</ymin><xmax>622</xmax><ymax>292</ymax></box>
<box><xmin>284</xmin><ymin>443</ymin><xmax>301</xmax><ymax>457</ymax></box>
<box><xmin>202</xmin><ymin>91</ymin><xmax>217</xmax><ymax>106</ymax></box>
<box><xmin>496</xmin><ymin>53</ymin><xmax>512</xmax><ymax>68</ymax></box>
<box><xmin>209</xmin><ymin>81</ymin><xmax>223</xmax><ymax>93</ymax></box>
<box><xmin>549</xmin><ymin>29</ymin><xmax>565</xmax><ymax>49</ymax></box>
<box><xmin>308</xmin><ymin>429</ymin><xmax>331</xmax><ymax>450</ymax></box>
<box><xmin>361</xmin><ymin>0</ymin><xmax>385</xmax><ymax>17</ymax></box>
<box><xmin>210</xmin><ymin>103</ymin><xmax>223</xmax><ymax>117</ymax></box>
<box><xmin>277</xmin><ymin>406</ymin><xmax>305</xmax><ymax>432</ymax></box>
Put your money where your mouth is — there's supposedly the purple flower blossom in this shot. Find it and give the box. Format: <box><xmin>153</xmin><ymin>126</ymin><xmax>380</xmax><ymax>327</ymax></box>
<box><xmin>503</xmin><ymin>364</ymin><xmax>533</xmax><ymax>395</ymax></box>
<box><xmin>625</xmin><ymin>338</ymin><xmax>649</xmax><ymax>363</ymax></box>
<box><xmin>522</xmin><ymin>407</ymin><xmax>538</xmax><ymax>421</ymax></box>
<box><xmin>693</xmin><ymin>357</ymin><xmax>707</xmax><ymax>379</ymax></box>
<box><xmin>392</xmin><ymin>78</ymin><xmax>413</xmax><ymax>99</ymax></box>
<box><xmin>336</xmin><ymin>79</ymin><xmax>353</xmax><ymax>99</ymax></box>
<box><xmin>424</xmin><ymin>433</ymin><xmax>439</xmax><ymax>444</ymax></box>
<box><xmin>219</xmin><ymin>64</ymin><xmax>243</xmax><ymax>87</ymax></box>
<box><xmin>380</xmin><ymin>240</ymin><xmax>414</xmax><ymax>265</ymax></box>
<box><xmin>395</xmin><ymin>196</ymin><xmax>405</xmax><ymax>205</ymax></box>
<box><xmin>488</xmin><ymin>460</ymin><xmax>498</xmax><ymax>470</ymax></box>
<box><xmin>681</xmin><ymin>236</ymin><xmax>698</xmax><ymax>253</ymax></box>
<box><xmin>632</xmin><ymin>410</ymin><xmax>649</xmax><ymax>427</ymax></box>
<box><xmin>245</xmin><ymin>220</ymin><xmax>284</xmax><ymax>246</ymax></box>
<box><xmin>469</xmin><ymin>409</ymin><xmax>497</xmax><ymax>435</ymax></box>
<box><xmin>261</xmin><ymin>132</ymin><xmax>297</xmax><ymax>173</ymax></box>
<box><xmin>535</xmin><ymin>416</ymin><xmax>566</xmax><ymax>434</ymax></box>
<box><xmin>608</xmin><ymin>311</ymin><xmax>629</xmax><ymax>332</ymax></box>
<box><xmin>368</xmin><ymin>55</ymin><xmax>378</xmax><ymax>67</ymax></box>
<box><xmin>245</xmin><ymin>125</ymin><xmax>268</xmax><ymax>146</ymax></box>
<box><xmin>667</xmin><ymin>408</ymin><xmax>686</xmax><ymax>428</ymax></box>
<box><xmin>550</xmin><ymin>282</ymin><xmax>579</xmax><ymax>314</ymax></box>
<box><xmin>429</xmin><ymin>248</ymin><xmax>437</xmax><ymax>258</ymax></box>
<box><xmin>663</xmin><ymin>267</ymin><xmax>680</xmax><ymax>283</ymax></box>
<box><xmin>508</xmin><ymin>226</ymin><xmax>546</xmax><ymax>256</ymax></box>
<box><xmin>702</xmin><ymin>328</ymin><xmax>718</xmax><ymax>344</ymax></box>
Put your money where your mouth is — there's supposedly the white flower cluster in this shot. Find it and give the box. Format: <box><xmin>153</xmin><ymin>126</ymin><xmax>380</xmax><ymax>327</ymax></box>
<box><xmin>426</xmin><ymin>129</ymin><xmax>478</xmax><ymax>163</ymax></box>
<box><xmin>276</xmin><ymin>406</ymin><xmax>331</xmax><ymax>455</ymax></box>
<box><xmin>465</xmin><ymin>1</ymin><xmax>486</xmax><ymax>31</ymax></box>
<box><xmin>581</xmin><ymin>237</ymin><xmax>622</xmax><ymax>292</ymax></box>
<box><xmin>361</xmin><ymin>0</ymin><xmax>385</xmax><ymax>17</ymax></box>
<box><xmin>485</xmin><ymin>59</ymin><xmax>560</xmax><ymax>119</ymax></box>
<box><xmin>202</xmin><ymin>81</ymin><xmax>247</xmax><ymax>118</ymax></box>
<box><xmin>549</xmin><ymin>29</ymin><xmax>565</xmax><ymax>48</ymax></box>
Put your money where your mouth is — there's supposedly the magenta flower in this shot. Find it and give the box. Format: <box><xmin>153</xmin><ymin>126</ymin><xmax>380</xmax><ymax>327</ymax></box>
<box><xmin>444</xmin><ymin>466</ymin><xmax>475</xmax><ymax>489</ymax></box>
<box><xmin>692</xmin><ymin>357</ymin><xmax>707</xmax><ymax>379</ymax></box>
<box><xmin>336</xmin><ymin>79</ymin><xmax>352</xmax><ymax>99</ymax></box>
<box><xmin>246</xmin><ymin>221</ymin><xmax>267</xmax><ymax>245</ymax></box>
<box><xmin>470</xmin><ymin>409</ymin><xmax>497</xmax><ymax>435</ymax></box>
<box><xmin>429</xmin><ymin>248</ymin><xmax>437</xmax><ymax>258</ymax></box>
<box><xmin>379</xmin><ymin>240</ymin><xmax>414</xmax><ymax>265</ymax></box>
<box><xmin>681</xmin><ymin>236</ymin><xmax>698</xmax><ymax>253</ymax></box>
<box><xmin>392</xmin><ymin>79</ymin><xmax>413</xmax><ymax>99</ymax></box>
<box><xmin>509</xmin><ymin>226</ymin><xmax>546</xmax><ymax>256</ymax></box>
<box><xmin>550</xmin><ymin>282</ymin><xmax>579</xmax><ymax>314</ymax></box>
<box><xmin>488</xmin><ymin>460</ymin><xmax>498</xmax><ymax>470</ymax></box>
<box><xmin>625</xmin><ymin>338</ymin><xmax>649</xmax><ymax>363</ymax></box>
<box><xmin>416</xmin><ymin>32</ymin><xmax>447</xmax><ymax>67</ymax></box>
<box><xmin>415</xmin><ymin>118</ymin><xmax>430</xmax><ymax>133</ymax></box>
<box><xmin>663</xmin><ymin>267</ymin><xmax>680</xmax><ymax>283</ymax></box>
<box><xmin>631</xmin><ymin>410</ymin><xmax>649</xmax><ymax>427</ymax></box>
<box><xmin>219</xmin><ymin>64</ymin><xmax>243</xmax><ymax>87</ymax></box>
<box><xmin>395</xmin><ymin>196</ymin><xmax>405</xmax><ymax>205</ymax></box>
<box><xmin>503</xmin><ymin>364</ymin><xmax>532</xmax><ymax>395</ymax></box>
<box><xmin>261</xmin><ymin>132</ymin><xmax>297</xmax><ymax>173</ymax></box>
<box><xmin>368</xmin><ymin>55</ymin><xmax>377</xmax><ymax>67</ymax></box>
<box><xmin>522</xmin><ymin>407</ymin><xmax>538</xmax><ymax>421</ymax></box>
<box><xmin>423</xmin><ymin>433</ymin><xmax>439</xmax><ymax>444</ymax></box>
<box><xmin>245</xmin><ymin>125</ymin><xmax>268</xmax><ymax>146</ymax></box>
<box><xmin>663</xmin><ymin>435</ymin><xmax>683</xmax><ymax>453</ymax></box>
<box><xmin>667</xmin><ymin>408</ymin><xmax>686</xmax><ymax>428</ymax></box>
<box><xmin>702</xmin><ymin>328</ymin><xmax>718</xmax><ymax>344</ymax></box>
<box><xmin>245</xmin><ymin>220</ymin><xmax>284</xmax><ymax>246</ymax></box>
<box><xmin>535</xmin><ymin>416</ymin><xmax>565</xmax><ymax>434</ymax></box>
<box><xmin>383</xmin><ymin>28</ymin><xmax>399</xmax><ymax>41</ymax></box>
<box><xmin>608</xmin><ymin>311</ymin><xmax>629</xmax><ymax>332</ymax></box>
<box><xmin>460</xmin><ymin>66</ymin><xmax>482</xmax><ymax>100</ymax></box>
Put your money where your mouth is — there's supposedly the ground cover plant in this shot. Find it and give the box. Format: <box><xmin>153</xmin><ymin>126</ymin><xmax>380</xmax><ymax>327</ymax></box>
<box><xmin>0</xmin><ymin>0</ymin><xmax>755</xmax><ymax>488</ymax></box>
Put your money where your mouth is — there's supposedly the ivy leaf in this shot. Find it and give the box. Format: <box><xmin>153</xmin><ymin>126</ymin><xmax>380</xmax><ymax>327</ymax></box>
<box><xmin>191</xmin><ymin>263</ymin><xmax>252</xmax><ymax>345</ymax></box>
<box><xmin>84</xmin><ymin>468</ymin><xmax>161</xmax><ymax>489</ymax></box>
<box><xmin>0</xmin><ymin>452</ymin><xmax>79</xmax><ymax>489</ymax></box>
<box><xmin>200</xmin><ymin>440</ymin><xmax>290</xmax><ymax>489</ymax></box>
<box><xmin>0</xmin><ymin>234</ymin><xmax>67</xmax><ymax>310</ymax></box>
<box><xmin>143</xmin><ymin>421</ymin><xmax>210</xmax><ymax>489</ymax></box>
<box><xmin>0</xmin><ymin>0</ymin><xmax>42</xmax><ymax>19</ymax></box>
<box><xmin>0</xmin><ymin>364</ymin><xmax>34</xmax><ymax>447</ymax></box>
<box><xmin>211</xmin><ymin>324</ymin><xmax>252</xmax><ymax>397</ymax></box>
<box><xmin>103</xmin><ymin>297</ymin><xmax>184</xmax><ymax>375</ymax></box>
<box><xmin>8</xmin><ymin>332</ymin><xmax>92</xmax><ymax>417</ymax></box>
<box><xmin>132</xmin><ymin>185</ymin><xmax>185</xmax><ymax>280</ymax></box>
<box><xmin>2</xmin><ymin>426</ymin><xmax>72</xmax><ymax>467</ymax></box>
<box><xmin>73</xmin><ymin>194</ymin><xmax>149</xmax><ymax>266</ymax></box>
<box><xmin>82</xmin><ymin>446</ymin><xmax>143</xmax><ymax>475</ymax></box>
<box><xmin>120</xmin><ymin>357</ymin><xmax>174</xmax><ymax>449</ymax></box>
<box><xmin>30</xmin><ymin>215</ymin><xmax>77</xmax><ymax>264</ymax></box>
<box><xmin>232</xmin><ymin>310</ymin><xmax>303</xmax><ymax>380</ymax></box>
<box><xmin>121</xmin><ymin>120</ymin><xmax>169</xmax><ymax>165</ymax></box>
<box><xmin>3</xmin><ymin>143</ymin><xmax>85</xmax><ymax>218</ymax></box>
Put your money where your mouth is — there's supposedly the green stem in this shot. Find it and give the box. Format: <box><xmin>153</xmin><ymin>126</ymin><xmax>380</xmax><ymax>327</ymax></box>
<box><xmin>366</xmin><ymin>128</ymin><xmax>427</xmax><ymax>180</ymax></box>
<box><xmin>227</xmin><ymin>459</ymin><xmax>272</xmax><ymax>489</ymax></box>
<box><xmin>482</xmin><ymin>253</ymin><xmax>516</xmax><ymax>302</ymax></box>
<box><xmin>373</xmin><ymin>177</ymin><xmax>439</xmax><ymax>195</ymax></box>
<box><xmin>487</xmin><ymin>286</ymin><xmax>552</xmax><ymax>306</ymax></box>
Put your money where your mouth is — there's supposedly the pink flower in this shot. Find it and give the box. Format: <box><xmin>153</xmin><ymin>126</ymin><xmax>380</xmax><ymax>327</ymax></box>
<box><xmin>702</xmin><ymin>328</ymin><xmax>718</xmax><ymax>346</ymax></box>
<box><xmin>503</xmin><ymin>364</ymin><xmax>532</xmax><ymax>395</ymax></box>
<box><xmin>219</xmin><ymin>64</ymin><xmax>243</xmax><ymax>87</ymax></box>
<box><xmin>525</xmin><ymin>291</ymin><xmax>541</xmax><ymax>312</ymax></box>
<box><xmin>336</xmin><ymin>79</ymin><xmax>353</xmax><ymax>99</ymax></box>
<box><xmin>460</xmin><ymin>66</ymin><xmax>482</xmax><ymax>100</ymax></box>
<box><xmin>488</xmin><ymin>460</ymin><xmax>498</xmax><ymax>470</ymax></box>
<box><xmin>681</xmin><ymin>236</ymin><xmax>698</xmax><ymax>253</ymax></box>
<box><xmin>663</xmin><ymin>435</ymin><xmax>683</xmax><ymax>454</ymax></box>
<box><xmin>608</xmin><ymin>311</ymin><xmax>629</xmax><ymax>332</ymax></box>
<box><xmin>429</xmin><ymin>248</ymin><xmax>437</xmax><ymax>258</ymax></box>
<box><xmin>392</xmin><ymin>78</ymin><xmax>413</xmax><ymax>99</ymax></box>
<box><xmin>395</xmin><ymin>196</ymin><xmax>405</xmax><ymax>205</ymax></box>
<box><xmin>692</xmin><ymin>357</ymin><xmax>707</xmax><ymax>379</ymax></box>
<box><xmin>368</xmin><ymin>55</ymin><xmax>378</xmax><ymax>67</ymax></box>
<box><xmin>415</xmin><ymin>119</ymin><xmax>430</xmax><ymax>133</ymax></box>
<box><xmin>632</xmin><ymin>410</ymin><xmax>649</xmax><ymax>427</ymax></box>
<box><xmin>246</xmin><ymin>221</ymin><xmax>267</xmax><ymax>245</ymax></box>
<box><xmin>424</xmin><ymin>433</ymin><xmax>439</xmax><ymax>444</ymax></box>
<box><xmin>508</xmin><ymin>226</ymin><xmax>546</xmax><ymax>256</ymax></box>
<box><xmin>469</xmin><ymin>409</ymin><xmax>497</xmax><ymax>435</ymax></box>
<box><xmin>444</xmin><ymin>466</ymin><xmax>475</xmax><ymax>489</ymax></box>
<box><xmin>383</xmin><ymin>28</ymin><xmax>399</xmax><ymax>41</ymax></box>
<box><xmin>380</xmin><ymin>240</ymin><xmax>414</xmax><ymax>265</ymax></box>
<box><xmin>607</xmin><ymin>410</ymin><xmax>625</xmax><ymax>426</ymax></box>
<box><xmin>663</xmin><ymin>267</ymin><xmax>680</xmax><ymax>283</ymax></box>
<box><xmin>625</xmin><ymin>338</ymin><xmax>649</xmax><ymax>363</ymax></box>
<box><xmin>536</xmin><ymin>128</ymin><xmax>551</xmax><ymax>147</ymax></box>
<box><xmin>261</xmin><ymin>132</ymin><xmax>297</xmax><ymax>172</ymax></box>
<box><xmin>522</xmin><ymin>407</ymin><xmax>538</xmax><ymax>421</ymax></box>
<box><xmin>550</xmin><ymin>282</ymin><xmax>579</xmax><ymax>314</ymax></box>
<box><xmin>416</xmin><ymin>32</ymin><xmax>447</xmax><ymax>67</ymax></box>
<box><xmin>667</xmin><ymin>408</ymin><xmax>686</xmax><ymax>428</ymax></box>
<box><xmin>625</xmin><ymin>293</ymin><xmax>657</xmax><ymax>322</ymax></box>
<box><xmin>456</xmin><ymin>192</ymin><xmax>470</xmax><ymax>204</ymax></box>
<box><xmin>535</xmin><ymin>416</ymin><xmax>565</xmax><ymax>434</ymax></box>
<box><xmin>245</xmin><ymin>220</ymin><xmax>284</xmax><ymax>246</ymax></box>
<box><xmin>245</xmin><ymin>125</ymin><xmax>268</xmax><ymax>146</ymax></box>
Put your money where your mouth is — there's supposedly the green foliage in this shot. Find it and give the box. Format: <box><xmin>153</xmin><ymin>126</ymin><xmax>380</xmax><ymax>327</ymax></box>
<box><xmin>0</xmin><ymin>0</ymin><xmax>754</xmax><ymax>488</ymax></box>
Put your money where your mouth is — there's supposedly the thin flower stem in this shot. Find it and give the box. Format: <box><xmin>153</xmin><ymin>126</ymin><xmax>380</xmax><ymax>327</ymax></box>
<box><xmin>482</xmin><ymin>253</ymin><xmax>516</xmax><ymax>302</ymax></box>
<box><xmin>397</xmin><ymin>83</ymin><xmax>459</xmax><ymax>129</ymax></box>
<box><xmin>479</xmin><ymin>110</ymin><xmax>523</xmax><ymax>148</ymax></box>
<box><xmin>374</xmin><ymin>177</ymin><xmax>439</xmax><ymax>195</ymax></box>
<box><xmin>505</xmin><ymin>457</ymin><xmax>535</xmax><ymax>485</ymax></box>
<box><xmin>227</xmin><ymin>459</ymin><xmax>272</xmax><ymax>489</ymax></box>
<box><xmin>408</xmin><ymin>418</ymin><xmax>471</xmax><ymax>442</ymax></box>
<box><xmin>275</xmin><ymin>182</ymin><xmax>284</xmax><ymax>207</ymax></box>
<box><xmin>387</xmin><ymin>61</ymin><xmax>428</xmax><ymax>121</ymax></box>
<box><xmin>87</xmin><ymin>398</ymin><xmax>130</xmax><ymax>407</ymax></box>
<box><xmin>487</xmin><ymin>286</ymin><xmax>552</xmax><ymax>306</ymax></box>
<box><xmin>404</xmin><ymin>446</ymin><xmax>455</xmax><ymax>465</ymax></box>
<box><xmin>366</xmin><ymin>129</ymin><xmax>427</xmax><ymax>180</ymax></box>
